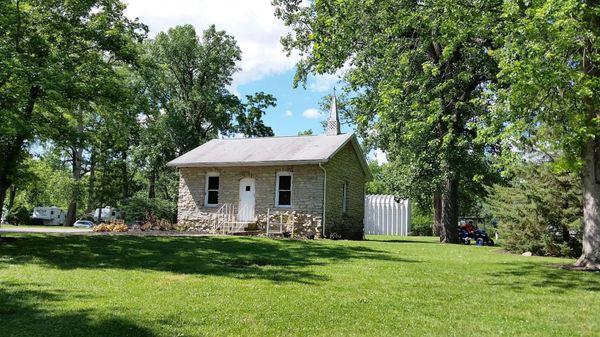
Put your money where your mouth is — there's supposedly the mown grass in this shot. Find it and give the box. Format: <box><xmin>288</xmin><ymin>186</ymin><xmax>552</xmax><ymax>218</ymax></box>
<box><xmin>0</xmin><ymin>234</ymin><xmax>598</xmax><ymax>337</ymax></box>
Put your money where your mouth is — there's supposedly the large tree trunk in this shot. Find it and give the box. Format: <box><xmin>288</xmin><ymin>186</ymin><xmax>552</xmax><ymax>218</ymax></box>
<box><xmin>433</xmin><ymin>192</ymin><xmax>443</xmax><ymax>237</ymax></box>
<box><xmin>65</xmin><ymin>141</ymin><xmax>84</xmax><ymax>227</ymax></box>
<box><xmin>121</xmin><ymin>150</ymin><xmax>129</xmax><ymax>200</ymax></box>
<box><xmin>7</xmin><ymin>185</ymin><xmax>16</xmax><ymax>212</ymax></box>
<box><xmin>576</xmin><ymin>138</ymin><xmax>600</xmax><ymax>269</ymax></box>
<box><xmin>0</xmin><ymin>186</ymin><xmax>6</xmax><ymax>222</ymax></box>
<box><xmin>86</xmin><ymin>149</ymin><xmax>96</xmax><ymax>213</ymax></box>
<box><xmin>0</xmin><ymin>85</ymin><xmax>40</xmax><ymax>207</ymax></box>
<box><xmin>441</xmin><ymin>175</ymin><xmax>459</xmax><ymax>243</ymax></box>
<box><xmin>576</xmin><ymin>4</ymin><xmax>599</xmax><ymax>269</ymax></box>
<box><xmin>148</xmin><ymin>168</ymin><xmax>156</xmax><ymax>199</ymax></box>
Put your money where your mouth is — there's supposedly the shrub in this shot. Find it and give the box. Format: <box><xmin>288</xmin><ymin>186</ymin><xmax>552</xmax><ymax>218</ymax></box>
<box><xmin>485</xmin><ymin>164</ymin><xmax>582</xmax><ymax>257</ymax></box>
<box><xmin>6</xmin><ymin>206</ymin><xmax>31</xmax><ymax>226</ymax></box>
<box><xmin>139</xmin><ymin>213</ymin><xmax>185</xmax><ymax>231</ymax></box>
<box><xmin>327</xmin><ymin>215</ymin><xmax>363</xmax><ymax>240</ymax></box>
<box><xmin>410</xmin><ymin>212</ymin><xmax>433</xmax><ymax>236</ymax></box>
<box><xmin>121</xmin><ymin>195</ymin><xmax>176</xmax><ymax>223</ymax></box>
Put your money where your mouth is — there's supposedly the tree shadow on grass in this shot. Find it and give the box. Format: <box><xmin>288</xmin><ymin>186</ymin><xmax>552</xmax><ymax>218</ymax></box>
<box><xmin>487</xmin><ymin>262</ymin><xmax>600</xmax><ymax>293</ymax></box>
<box><xmin>0</xmin><ymin>282</ymin><xmax>156</xmax><ymax>337</ymax></box>
<box><xmin>0</xmin><ymin>235</ymin><xmax>418</xmax><ymax>284</ymax></box>
<box><xmin>366</xmin><ymin>237</ymin><xmax>439</xmax><ymax>245</ymax></box>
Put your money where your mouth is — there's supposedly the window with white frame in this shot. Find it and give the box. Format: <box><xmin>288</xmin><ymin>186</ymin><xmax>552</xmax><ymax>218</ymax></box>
<box><xmin>342</xmin><ymin>181</ymin><xmax>348</xmax><ymax>213</ymax></box>
<box><xmin>276</xmin><ymin>172</ymin><xmax>292</xmax><ymax>207</ymax></box>
<box><xmin>205</xmin><ymin>172</ymin><xmax>220</xmax><ymax>206</ymax></box>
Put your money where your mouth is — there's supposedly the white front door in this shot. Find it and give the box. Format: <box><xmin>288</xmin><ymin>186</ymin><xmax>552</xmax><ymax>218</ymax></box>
<box><xmin>238</xmin><ymin>178</ymin><xmax>255</xmax><ymax>222</ymax></box>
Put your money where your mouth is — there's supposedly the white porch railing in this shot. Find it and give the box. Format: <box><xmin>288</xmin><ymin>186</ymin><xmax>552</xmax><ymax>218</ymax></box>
<box><xmin>215</xmin><ymin>203</ymin><xmax>251</xmax><ymax>234</ymax></box>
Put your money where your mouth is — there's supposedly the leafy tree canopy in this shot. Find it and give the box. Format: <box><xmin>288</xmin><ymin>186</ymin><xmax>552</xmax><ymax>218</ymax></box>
<box><xmin>274</xmin><ymin>0</ymin><xmax>504</xmax><ymax>242</ymax></box>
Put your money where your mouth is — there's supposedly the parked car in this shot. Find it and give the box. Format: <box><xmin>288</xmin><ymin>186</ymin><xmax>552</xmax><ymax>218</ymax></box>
<box><xmin>73</xmin><ymin>220</ymin><xmax>95</xmax><ymax>228</ymax></box>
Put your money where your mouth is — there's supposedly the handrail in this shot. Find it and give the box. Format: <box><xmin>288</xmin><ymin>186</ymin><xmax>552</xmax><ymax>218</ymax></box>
<box><xmin>214</xmin><ymin>203</ymin><xmax>236</xmax><ymax>234</ymax></box>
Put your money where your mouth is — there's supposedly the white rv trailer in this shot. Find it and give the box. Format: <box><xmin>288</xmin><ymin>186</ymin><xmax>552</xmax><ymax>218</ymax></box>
<box><xmin>31</xmin><ymin>206</ymin><xmax>66</xmax><ymax>226</ymax></box>
<box><xmin>91</xmin><ymin>206</ymin><xmax>121</xmax><ymax>223</ymax></box>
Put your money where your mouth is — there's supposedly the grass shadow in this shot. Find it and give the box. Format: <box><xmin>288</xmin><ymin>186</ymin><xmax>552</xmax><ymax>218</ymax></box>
<box><xmin>366</xmin><ymin>237</ymin><xmax>440</xmax><ymax>245</ymax></box>
<box><xmin>487</xmin><ymin>262</ymin><xmax>600</xmax><ymax>293</ymax></box>
<box><xmin>0</xmin><ymin>281</ymin><xmax>156</xmax><ymax>337</ymax></box>
<box><xmin>0</xmin><ymin>235</ymin><xmax>417</xmax><ymax>284</ymax></box>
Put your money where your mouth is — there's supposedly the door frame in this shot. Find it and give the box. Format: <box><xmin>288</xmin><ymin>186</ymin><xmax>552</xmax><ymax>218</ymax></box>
<box><xmin>238</xmin><ymin>177</ymin><xmax>256</xmax><ymax>222</ymax></box>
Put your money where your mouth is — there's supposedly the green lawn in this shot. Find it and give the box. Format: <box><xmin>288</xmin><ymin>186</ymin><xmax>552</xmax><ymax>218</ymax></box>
<box><xmin>0</xmin><ymin>235</ymin><xmax>598</xmax><ymax>337</ymax></box>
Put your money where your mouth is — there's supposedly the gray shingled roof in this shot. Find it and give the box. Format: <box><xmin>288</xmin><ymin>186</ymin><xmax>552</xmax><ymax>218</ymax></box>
<box><xmin>167</xmin><ymin>133</ymin><xmax>371</xmax><ymax>178</ymax></box>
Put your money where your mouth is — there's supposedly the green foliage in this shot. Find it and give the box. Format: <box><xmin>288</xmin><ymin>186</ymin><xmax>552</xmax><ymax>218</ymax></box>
<box><xmin>12</xmin><ymin>155</ymin><xmax>78</xmax><ymax>211</ymax></box>
<box><xmin>486</xmin><ymin>0</ymin><xmax>599</xmax><ymax>264</ymax></box>
<box><xmin>365</xmin><ymin>162</ymin><xmax>389</xmax><ymax>195</ymax></box>
<box><xmin>146</xmin><ymin>24</ymin><xmax>275</xmax><ymax>154</ymax></box>
<box><xmin>0</xmin><ymin>0</ymin><xmax>146</xmax><ymax>194</ymax></box>
<box><xmin>0</xmin><ymin>5</ymin><xmax>276</xmax><ymax>225</ymax></box>
<box><xmin>297</xmin><ymin>129</ymin><xmax>314</xmax><ymax>136</ymax></box>
<box><xmin>5</xmin><ymin>206</ymin><xmax>31</xmax><ymax>225</ymax></box>
<box><xmin>410</xmin><ymin>207</ymin><xmax>434</xmax><ymax>236</ymax></box>
<box><xmin>133</xmin><ymin>24</ymin><xmax>276</xmax><ymax>212</ymax></box>
<box><xmin>274</xmin><ymin>0</ymin><xmax>504</xmax><ymax>239</ymax></box>
<box><xmin>485</xmin><ymin>163</ymin><xmax>582</xmax><ymax>257</ymax></box>
<box><xmin>488</xmin><ymin>0</ymin><xmax>600</xmax><ymax>164</ymax></box>
<box><xmin>121</xmin><ymin>194</ymin><xmax>176</xmax><ymax>223</ymax></box>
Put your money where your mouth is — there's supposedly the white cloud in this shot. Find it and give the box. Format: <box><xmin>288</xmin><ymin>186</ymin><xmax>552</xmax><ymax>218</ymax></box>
<box><xmin>302</xmin><ymin>108</ymin><xmax>322</xmax><ymax>119</ymax></box>
<box><xmin>308</xmin><ymin>73</ymin><xmax>340</xmax><ymax>92</ymax></box>
<box><xmin>285</xmin><ymin>110</ymin><xmax>293</xmax><ymax>117</ymax></box>
<box><xmin>369</xmin><ymin>149</ymin><xmax>388</xmax><ymax>165</ymax></box>
<box><xmin>306</xmin><ymin>62</ymin><xmax>352</xmax><ymax>92</ymax></box>
<box><xmin>124</xmin><ymin>0</ymin><xmax>299</xmax><ymax>89</ymax></box>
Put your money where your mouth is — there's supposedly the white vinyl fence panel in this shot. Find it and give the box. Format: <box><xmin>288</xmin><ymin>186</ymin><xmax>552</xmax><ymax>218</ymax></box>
<box><xmin>364</xmin><ymin>195</ymin><xmax>411</xmax><ymax>236</ymax></box>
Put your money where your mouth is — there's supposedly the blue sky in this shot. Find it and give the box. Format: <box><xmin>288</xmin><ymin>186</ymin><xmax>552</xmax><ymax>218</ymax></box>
<box><xmin>124</xmin><ymin>0</ymin><xmax>345</xmax><ymax>136</ymax></box>
<box><xmin>237</xmin><ymin>71</ymin><xmax>351</xmax><ymax>136</ymax></box>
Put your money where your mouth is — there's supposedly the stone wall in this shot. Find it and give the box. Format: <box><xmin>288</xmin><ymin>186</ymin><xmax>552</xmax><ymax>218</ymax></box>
<box><xmin>177</xmin><ymin>165</ymin><xmax>324</xmax><ymax>221</ymax></box>
<box><xmin>323</xmin><ymin>141</ymin><xmax>367</xmax><ymax>240</ymax></box>
<box><xmin>257</xmin><ymin>211</ymin><xmax>322</xmax><ymax>238</ymax></box>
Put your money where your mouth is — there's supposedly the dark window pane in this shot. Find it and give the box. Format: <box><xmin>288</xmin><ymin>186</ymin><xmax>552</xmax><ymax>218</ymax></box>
<box><xmin>207</xmin><ymin>191</ymin><xmax>219</xmax><ymax>204</ymax></box>
<box><xmin>278</xmin><ymin>175</ymin><xmax>291</xmax><ymax>190</ymax></box>
<box><xmin>278</xmin><ymin>191</ymin><xmax>291</xmax><ymax>206</ymax></box>
<box><xmin>208</xmin><ymin>176</ymin><xmax>219</xmax><ymax>190</ymax></box>
<box><xmin>245</xmin><ymin>185</ymin><xmax>251</xmax><ymax>191</ymax></box>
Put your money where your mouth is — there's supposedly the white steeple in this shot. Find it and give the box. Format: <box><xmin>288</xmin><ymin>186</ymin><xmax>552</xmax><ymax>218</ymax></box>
<box><xmin>325</xmin><ymin>90</ymin><xmax>341</xmax><ymax>136</ymax></box>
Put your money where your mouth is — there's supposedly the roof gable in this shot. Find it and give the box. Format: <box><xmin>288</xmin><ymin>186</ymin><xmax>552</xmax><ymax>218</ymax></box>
<box><xmin>167</xmin><ymin>133</ymin><xmax>371</xmax><ymax>178</ymax></box>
